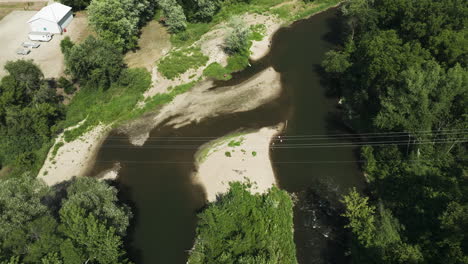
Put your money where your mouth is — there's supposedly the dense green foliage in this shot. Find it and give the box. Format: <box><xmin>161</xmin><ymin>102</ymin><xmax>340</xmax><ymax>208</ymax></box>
<box><xmin>224</xmin><ymin>16</ymin><xmax>250</xmax><ymax>54</ymax></box>
<box><xmin>64</xmin><ymin>36</ymin><xmax>124</xmax><ymax>89</ymax></box>
<box><xmin>60</xmin><ymin>0</ymin><xmax>92</xmax><ymax>10</ymax></box>
<box><xmin>157</xmin><ymin>47</ymin><xmax>209</xmax><ymax>79</ymax></box>
<box><xmin>87</xmin><ymin>0</ymin><xmax>157</xmax><ymax>51</ymax></box>
<box><xmin>158</xmin><ymin>0</ymin><xmax>188</xmax><ymax>33</ymax></box>
<box><xmin>322</xmin><ymin>0</ymin><xmax>468</xmax><ymax>263</ymax></box>
<box><xmin>0</xmin><ymin>60</ymin><xmax>63</xmax><ymax>172</ymax></box>
<box><xmin>188</xmin><ymin>182</ymin><xmax>297</xmax><ymax>264</ymax></box>
<box><xmin>0</xmin><ymin>176</ymin><xmax>132</xmax><ymax>263</ymax></box>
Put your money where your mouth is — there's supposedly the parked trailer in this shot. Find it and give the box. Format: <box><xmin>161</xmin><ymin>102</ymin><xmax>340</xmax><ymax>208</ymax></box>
<box><xmin>22</xmin><ymin>42</ymin><xmax>40</xmax><ymax>48</ymax></box>
<box><xmin>16</xmin><ymin>48</ymin><xmax>31</xmax><ymax>55</ymax></box>
<box><xmin>28</xmin><ymin>32</ymin><xmax>52</xmax><ymax>42</ymax></box>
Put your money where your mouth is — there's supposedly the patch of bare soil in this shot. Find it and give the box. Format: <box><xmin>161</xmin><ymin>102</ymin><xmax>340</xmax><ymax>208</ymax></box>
<box><xmin>124</xmin><ymin>20</ymin><xmax>171</xmax><ymax>71</ymax></box>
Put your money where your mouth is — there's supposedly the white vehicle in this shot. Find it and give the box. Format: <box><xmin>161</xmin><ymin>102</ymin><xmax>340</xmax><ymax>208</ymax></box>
<box><xmin>22</xmin><ymin>41</ymin><xmax>40</xmax><ymax>48</ymax></box>
<box><xmin>16</xmin><ymin>48</ymin><xmax>31</xmax><ymax>55</ymax></box>
<box><xmin>28</xmin><ymin>32</ymin><xmax>52</xmax><ymax>42</ymax></box>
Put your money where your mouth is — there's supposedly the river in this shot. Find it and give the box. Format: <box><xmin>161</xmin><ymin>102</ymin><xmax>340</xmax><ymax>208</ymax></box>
<box><xmin>91</xmin><ymin>7</ymin><xmax>363</xmax><ymax>264</ymax></box>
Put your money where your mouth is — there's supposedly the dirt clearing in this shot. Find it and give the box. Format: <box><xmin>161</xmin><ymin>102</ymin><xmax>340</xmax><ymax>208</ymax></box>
<box><xmin>124</xmin><ymin>20</ymin><xmax>171</xmax><ymax>71</ymax></box>
<box><xmin>0</xmin><ymin>11</ymin><xmax>89</xmax><ymax>79</ymax></box>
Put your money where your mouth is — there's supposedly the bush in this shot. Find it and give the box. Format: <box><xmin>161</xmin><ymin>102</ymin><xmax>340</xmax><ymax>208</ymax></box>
<box><xmin>157</xmin><ymin>47</ymin><xmax>208</xmax><ymax>79</ymax></box>
<box><xmin>57</xmin><ymin>77</ymin><xmax>76</xmax><ymax>95</ymax></box>
<box><xmin>224</xmin><ymin>16</ymin><xmax>250</xmax><ymax>54</ymax></box>
<box><xmin>64</xmin><ymin>36</ymin><xmax>124</xmax><ymax>89</ymax></box>
<box><xmin>60</xmin><ymin>36</ymin><xmax>74</xmax><ymax>55</ymax></box>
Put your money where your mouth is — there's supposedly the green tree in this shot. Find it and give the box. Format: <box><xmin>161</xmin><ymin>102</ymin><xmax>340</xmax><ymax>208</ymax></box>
<box><xmin>188</xmin><ymin>182</ymin><xmax>297</xmax><ymax>264</ymax></box>
<box><xmin>59</xmin><ymin>205</ymin><xmax>126</xmax><ymax>264</ymax></box>
<box><xmin>342</xmin><ymin>188</ymin><xmax>376</xmax><ymax>247</ymax></box>
<box><xmin>159</xmin><ymin>0</ymin><xmax>187</xmax><ymax>33</ymax></box>
<box><xmin>0</xmin><ymin>176</ymin><xmax>50</xmax><ymax>260</ymax></box>
<box><xmin>322</xmin><ymin>50</ymin><xmax>352</xmax><ymax>74</ymax></box>
<box><xmin>60</xmin><ymin>36</ymin><xmax>74</xmax><ymax>55</ymax></box>
<box><xmin>224</xmin><ymin>17</ymin><xmax>250</xmax><ymax>55</ymax></box>
<box><xmin>192</xmin><ymin>0</ymin><xmax>222</xmax><ymax>22</ymax></box>
<box><xmin>87</xmin><ymin>0</ymin><xmax>139</xmax><ymax>50</ymax></box>
<box><xmin>64</xmin><ymin>36</ymin><xmax>124</xmax><ymax>89</ymax></box>
<box><xmin>60</xmin><ymin>0</ymin><xmax>92</xmax><ymax>10</ymax></box>
<box><xmin>61</xmin><ymin>177</ymin><xmax>132</xmax><ymax>236</ymax></box>
<box><xmin>0</xmin><ymin>60</ymin><xmax>63</xmax><ymax>168</ymax></box>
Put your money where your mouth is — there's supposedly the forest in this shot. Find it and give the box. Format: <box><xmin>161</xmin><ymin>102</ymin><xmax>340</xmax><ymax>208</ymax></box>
<box><xmin>322</xmin><ymin>0</ymin><xmax>467</xmax><ymax>263</ymax></box>
<box><xmin>0</xmin><ymin>176</ymin><xmax>132</xmax><ymax>263</ymax></box>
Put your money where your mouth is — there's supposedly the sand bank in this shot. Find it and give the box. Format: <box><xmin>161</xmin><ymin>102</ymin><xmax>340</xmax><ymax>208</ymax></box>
<box><xmin>121</xmin><ymin>66</ymin><xmax>282</xmax><ymax>146</ymax></box>
<box><xmin>194</xmin><ymin>124</ymin><xmax>283</xmax><ymax>202</ymax></box>
<box><xmin>38</xmin><ymin>124</ymin><xmax>109</xmax><ymax>186</ymax></box>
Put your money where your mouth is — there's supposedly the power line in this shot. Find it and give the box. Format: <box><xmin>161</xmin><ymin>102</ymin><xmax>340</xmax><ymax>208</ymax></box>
<box><xmin>98</xmin><ymin>138</ymin><xmax>467</xmax><ymax>149</ymax></box>
<box><xmin>94</xmin><ymin>128</ymin><xmax>468</xmax><ymax>140</ymax></box>
<box><xmin>92</xmin><ymin>159</ymin><xmax>467</xmax><ymax>165</ymax></box>
<box><xmin>102</xmin><ymin>130</ymin><xmax>468</xmax><ymax>142</ymax></box>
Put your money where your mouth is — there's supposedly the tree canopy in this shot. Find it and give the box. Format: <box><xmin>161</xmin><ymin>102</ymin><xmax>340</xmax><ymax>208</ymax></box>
<box><xmin>0</xmin><ymin>60</ymin><xmax>63</xmax><ymax>170</ymax></box>
<box><xmin>188</xmin><ymin>182</ymin><xmax>297</xmax><ymax>264</ymax></box>
<box><xmin>0</xmin><ymin>176</ymin><xmax>132</xmax><ymax>264</ymax></box>
<box><xmin>322</xmin><ymin>0</ymin><xmax>468</xmax><ymax>263</ymax></box>
<box><xmin>64</xmin><ymin>36</ymin><xmax>124</xmax><ymax>89</ymax></box>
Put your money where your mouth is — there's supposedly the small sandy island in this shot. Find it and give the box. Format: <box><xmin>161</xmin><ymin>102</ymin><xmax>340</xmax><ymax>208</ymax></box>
<box><xmin>194</xmin><ymin>124</ymin><xmax>283</xmax><ymax>202</ymax></box>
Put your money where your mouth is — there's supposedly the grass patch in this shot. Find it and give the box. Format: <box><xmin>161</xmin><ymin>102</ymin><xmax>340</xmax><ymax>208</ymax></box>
<box><xmin>252</xmin><ymin>151</ymin><xmax>257</xmax><ymax>157</ymax></box>
<box><xmin>51</xmin><ymin>142</ymin><xmax>64</xmax><ymax>158</ymax></box>
<box><xmin>250</xmin><ymin>24</ymin><xmax>267</xmax><ymax>41</ymax></box>
<box><xmin>62</xmin><ymin>68</ymin><xmax>152</xmax><ymax>142</ymax></box>
<box><xmin>196</xmin><ymin>131</ymin><xmax>247</xmax><ymax>163</ymax></box>
<box><xmin>203</xmin><ymin>63</ymin><xmax>232</xmax><ymax>80</ymax></box>
<box><xmin>228</xmin><ymin>138</ymin><xmax>244</xmax><ymax>147</ymax></box>
<box><xmin>157</xmin><ymin>47</ymin><xmax>209</xmax><ymax>79</ymax></box>
<box><xmin>225</xmin><ymin>151</ymin><xmax>232</xmax><ymax>157</ymax></box>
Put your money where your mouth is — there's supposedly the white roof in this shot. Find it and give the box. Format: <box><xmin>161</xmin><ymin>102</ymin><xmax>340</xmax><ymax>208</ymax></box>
<box><xmin>28</xmin><ymin>3</ymin><xmax>72</xmax><ymax>23</ymax></box>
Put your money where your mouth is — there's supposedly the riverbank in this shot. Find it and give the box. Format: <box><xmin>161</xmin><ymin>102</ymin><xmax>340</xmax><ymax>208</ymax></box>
<box><xmin>37</xmin><ymin>2</ymin><xmax>339</xmax><ymax>188</ymax></box>
<box><xmin>194</xmin><ymin>124</ymin><xmax>283</xmax><ymax>202</ymax></box>
<box><xmin>38</xmin><ymin>124</ymin><xmax>109</xmax><ymax>186</ymax></box>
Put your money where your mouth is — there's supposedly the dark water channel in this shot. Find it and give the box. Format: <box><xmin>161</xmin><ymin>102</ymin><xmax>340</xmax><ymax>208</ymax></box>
<box><xmin>91</xmin><ymin>8</ymin><xmax>363</xmax><ymax>264</ymax></box>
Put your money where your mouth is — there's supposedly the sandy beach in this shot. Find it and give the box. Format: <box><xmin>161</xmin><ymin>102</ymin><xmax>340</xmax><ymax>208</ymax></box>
<box><xmin>194</xmin><ymin>124</ymin><xmax>284</xmax><ymax>202</ymax></box>
<box><xmin>38</xmin><ymin>124</ymin><xmax>109</xmax><ymax>186</ymax></box>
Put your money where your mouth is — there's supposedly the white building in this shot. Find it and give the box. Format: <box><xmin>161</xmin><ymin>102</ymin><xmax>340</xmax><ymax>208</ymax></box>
<box><xmin>27</xmin><ymin>3</ymin><xmax>73</xmax><ymax>34</ymax></box>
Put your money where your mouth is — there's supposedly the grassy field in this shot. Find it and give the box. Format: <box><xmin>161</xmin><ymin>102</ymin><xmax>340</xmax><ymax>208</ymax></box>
<box><xmin>0</xmin><ymin>1</ymin><xmax>47</xmax><ymax>20</ymax></box>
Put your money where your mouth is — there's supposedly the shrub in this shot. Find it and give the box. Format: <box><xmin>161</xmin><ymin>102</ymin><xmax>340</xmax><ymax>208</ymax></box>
<box><xmin>224</xmin><ymin>16</ymin><xmax>250</xmax><ymax>54</ymax></box>
<box><xmin>57</xmin><ymin>77</ymin><xmax>76</xmax><ymax>95</ymax></box>
<box><xmin>60</xmin><ymin>36</ymin><xmax>74</xmax><ymax>55</ymax></box>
